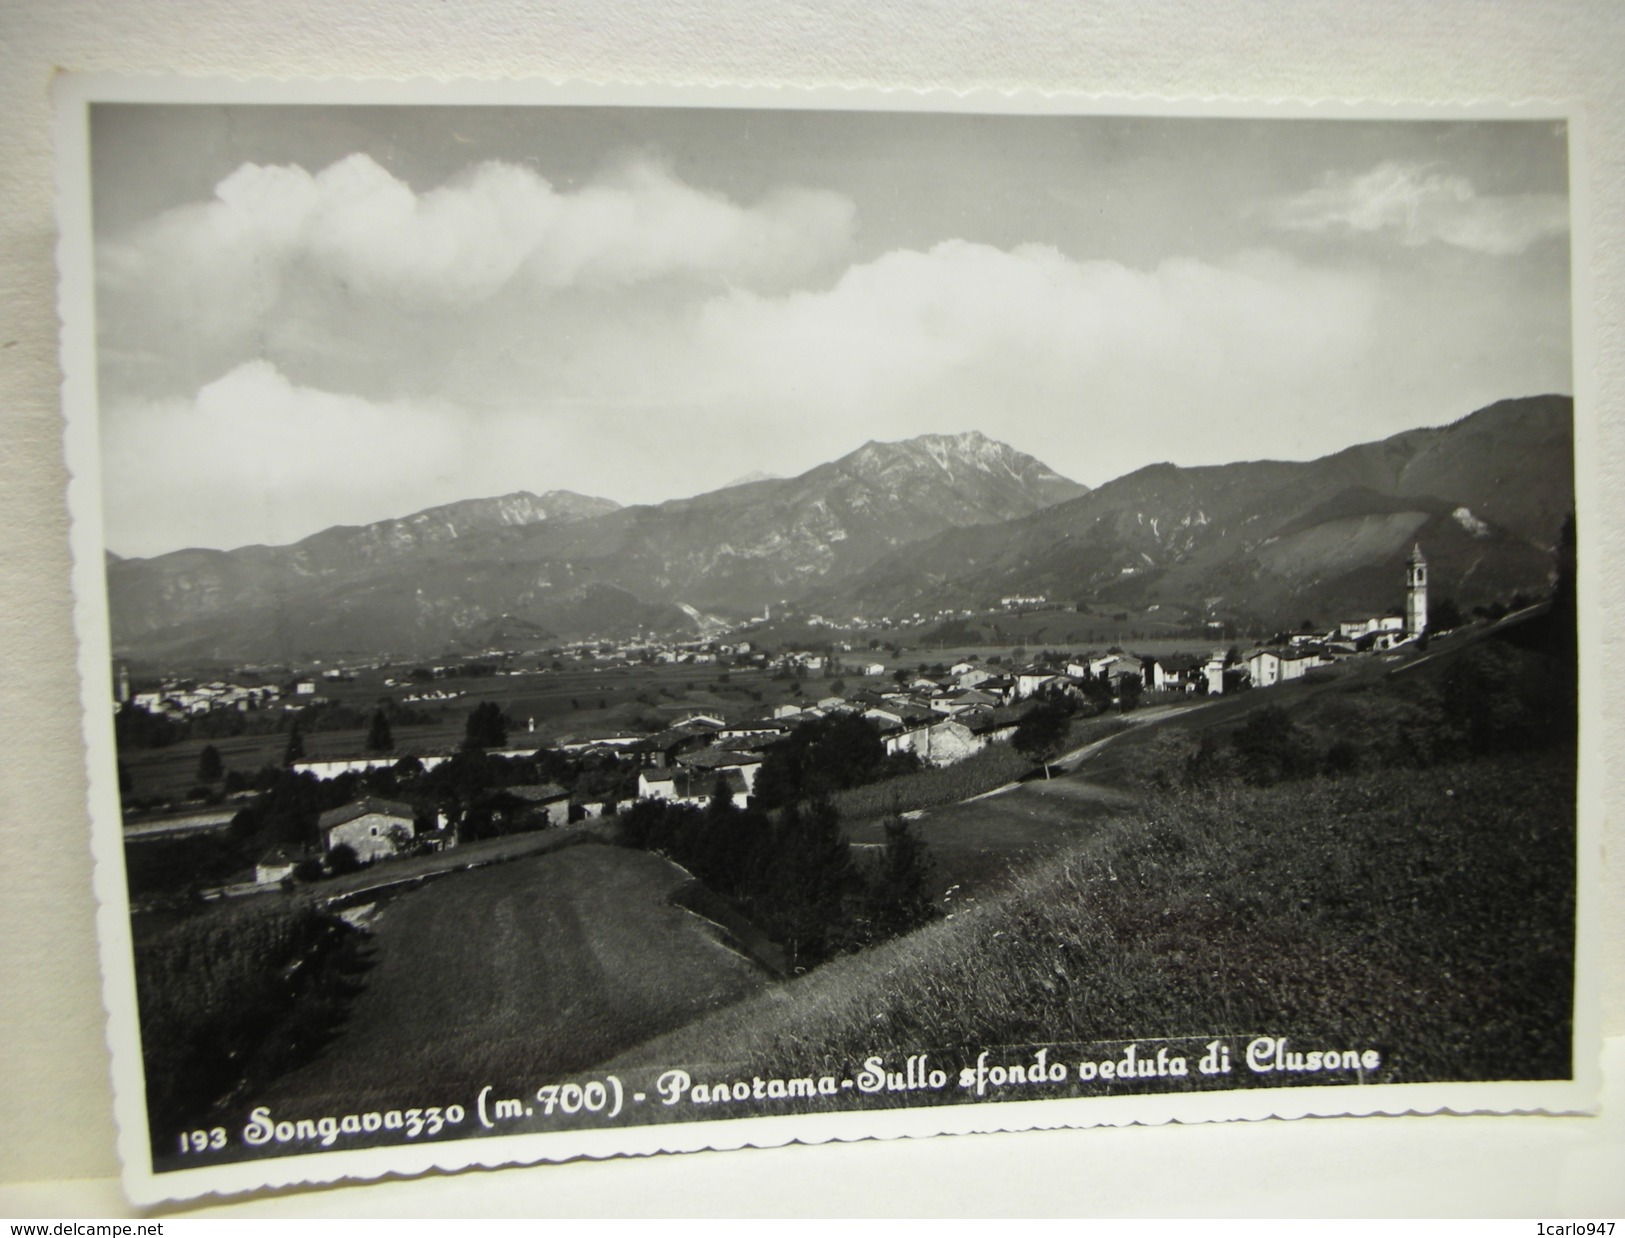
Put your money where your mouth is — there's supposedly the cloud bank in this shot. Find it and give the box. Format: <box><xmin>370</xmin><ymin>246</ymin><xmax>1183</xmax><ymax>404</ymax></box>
<box><xmin>96</xmin><ymin>148</ymin><xmax>1569</xmax><ymax>557</ymax></box>
<box><xmin>101</xmin><ymin>243</ymin><xmax>1390</xmax><ymax>555</ymax></box>
<box><xmin>1263</xmin><ymin>161</ymin><xmax>1569</xmax><ymax>255</ymax></box>
<box><xmin>97</xmin><ymin>153</ymin><xmax>856</xmax><ymax>397</ymax></box>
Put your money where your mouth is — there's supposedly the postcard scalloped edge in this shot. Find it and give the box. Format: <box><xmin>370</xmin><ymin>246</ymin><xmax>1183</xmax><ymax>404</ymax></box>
<box><xmin>51</xmin><ymin>72</ymin><xmax>1605</xmax><ymax>1208</ymax></box>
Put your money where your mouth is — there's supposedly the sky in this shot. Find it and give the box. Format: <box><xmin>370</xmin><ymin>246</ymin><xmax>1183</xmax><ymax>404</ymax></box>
<box><xmin>89</xmin><ymin>104</ymin><xmax>1574</xmax><ymax>558</ymax></box>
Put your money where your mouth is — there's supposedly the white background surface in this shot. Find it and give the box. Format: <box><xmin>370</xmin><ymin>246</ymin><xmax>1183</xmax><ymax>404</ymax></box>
<box><xmin>1</xmin><ymin>0</ymin><xmax>1621</xmax><ymax>1215</ymax></box>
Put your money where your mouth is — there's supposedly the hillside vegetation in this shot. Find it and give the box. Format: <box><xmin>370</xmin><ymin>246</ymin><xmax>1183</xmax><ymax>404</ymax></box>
<box><xmin>614</xmin><ymin>626</ymin><xmax>1577</xmax><ymax>1094</ymax></box>
<box><xmin>614</xmin><ymin>744</ymin><xmax>1573</xmax><ymax>1092</ymax></box>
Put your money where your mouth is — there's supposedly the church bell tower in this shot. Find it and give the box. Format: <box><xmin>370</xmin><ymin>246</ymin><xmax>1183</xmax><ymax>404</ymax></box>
<box><xmin>1405</xmin><ymin>543</ymin><xmax>1428</xmax><ymax>638</ymax></box>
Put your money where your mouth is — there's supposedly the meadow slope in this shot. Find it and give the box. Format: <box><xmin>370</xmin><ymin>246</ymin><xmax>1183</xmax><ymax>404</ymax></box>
<box><xmin>256</xmin><ymin>843</ymin><xmax>774</xmax><ymax>1114</ymax></box>
<box><xmin>609</xmin><ymin>745</ymin><xmax>1574</xmax><ymax>1095</ymax></box>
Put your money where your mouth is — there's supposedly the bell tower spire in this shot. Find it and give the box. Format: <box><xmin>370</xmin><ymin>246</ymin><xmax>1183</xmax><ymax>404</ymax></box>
<box><xmin>1405</xmin><ymin>543</ymin><xmax>1428</xmax><ymax>638</ymax></box>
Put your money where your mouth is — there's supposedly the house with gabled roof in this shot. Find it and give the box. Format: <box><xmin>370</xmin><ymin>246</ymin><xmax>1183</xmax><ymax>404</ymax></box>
<box><xmin>630</xmin><ymin>724</ymin><xmax>719</xmax><ymax>769</ymax></box>
<box><xmin>317</xmin><ymin>796</ymin><xmax>416</xmax><ymax>864</ymax></box>
<box><xmin>930</xmin><ymin>687</ymin><xmax>999</xmax><ymax>715</ymax></box>
<box><xmin>1013</xmin><ymin>667</ymin><xmax>1066</xmax><ymax>699</ymax></box>
<box><xmin>863</xmin><ymin>707</ymin><xmax>905</xmax><ymax>734</ymax></box>
<box><xmin>960</xmin><ymin>703</ymin><xmax>1030</xmax><ymax>745</ymax></box>
<box><xmin>886</xmin><ymin>717</ymin><xmax>984</xmax><ymax>767</ymax></box>
<box><xmin>675</xmin><ymin>747</ymin><xmax>766</xmax><ymax>795</ymax></box>
<box><xmin>1246</xmin><ymin>646</ymin><xmax>1332</xmax><ymax>689</ymax></box>
<box><xmin>254</xmin><ymin>844</ymin><xmax>307</xmax><ymax>885</ymax></box>
<box><xmin>1144</xmin><ymin>653</ymin><xmax>1206</xmax><ymax>693</ymax></box>
<box><xmin>481</xmin><ymin>782</ymin><xmax>571</xmax><ymax>829</ymax></box>
<box><xmin>671</xmin><ymin>713</ymin><xmax>725</xmax><ymax>730</ymax></box>
<box><xmin>718</xmin><ymin>718</ymin><xmax>790</xmax><ymax>743</ymax></box>
<box><xmin>638</xmin><ymin>767</ymin><xmax>750</xmax><ymax>810</ymax></box>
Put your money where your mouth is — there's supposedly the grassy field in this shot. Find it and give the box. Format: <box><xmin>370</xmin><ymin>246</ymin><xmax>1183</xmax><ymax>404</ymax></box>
<box><xmin>846</xmin><ymin>773</ymin><xmax>1136</xmax><ymax>905</ymax></box>
<box><xmin>611</xmin><ymin>743</ymin><xmax>1575</xmax><ymax>1095</ymax></box>
<box><xmin>252</xmin><ymin>842</ymin><xmax>774</xmax><ymax>1115</ymax></box>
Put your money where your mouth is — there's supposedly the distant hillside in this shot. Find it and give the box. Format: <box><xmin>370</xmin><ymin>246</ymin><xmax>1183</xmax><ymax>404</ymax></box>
<box><xmin>108</xmin><ymin>432</ymin><xmax>1086</xmax><ymax>662</ymax></box>
<box><xmin>818</xmin><ymin>395</ymin><xmax>1572</xmax><ymax>630</ymax></box>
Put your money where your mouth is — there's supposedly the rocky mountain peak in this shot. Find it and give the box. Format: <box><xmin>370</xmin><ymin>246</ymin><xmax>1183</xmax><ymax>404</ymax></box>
<box><xmin>838</xmin><ymin>431</ymin><xmax>1084</xmax><ymax>496</ymax></box>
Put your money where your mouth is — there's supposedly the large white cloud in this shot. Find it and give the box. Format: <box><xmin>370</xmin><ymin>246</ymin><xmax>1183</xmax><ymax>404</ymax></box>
<box><xmin>1262</xmin><ymin>161</ymin><xmax>1569</xmax><ymax>255</ymax></box>
<box><xmin>680</xmin><ymin>241</ymin><xmax>1384</xmax><ymax>479</ymax></box>
<box><xmin>96</xmin><ymin>153</ymin><xmax>856</xmax><ymax>398</ymax></box>
<box><xmin>103</xmin><ymin>362</ymin><xmax>476</xmax><ymax>555</ymax></box>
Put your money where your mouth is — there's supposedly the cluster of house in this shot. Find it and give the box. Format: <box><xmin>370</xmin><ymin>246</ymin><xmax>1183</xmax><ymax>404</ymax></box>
<box><xmin>401</xmin><ymin>687</ymin><xmax>467</xmax><ymax>703</ymax></box>
<box><xmin>563</xmin><ymin>636</ymin><xmax>758</xmax><ymax>667</ymax></box>
<box><xmin>250</xmin><ymin>783</ymin><xmax>585</xmax><ymax>885</ymax></box>
<box><xmin>1241</xmin><ymin>544</ymin><xmax>1432</xmax><ymax>689</ymax></box>
<box><xmin>119</xmin><ymin>671</ymin><xmax>284</xmax><ymax>718</ymax></box>
<box><xmin>1241</xmin><ymin>620</ymin><xmax>1406</xmax><ymax>687</ymax></box>
<box><xmin>183</xmin><ymin>605</ymin><xmax>1429</xmax><ymax>890</ymax></box>
<box><xmin>237</xmin><ymin>646</ymin><xmax>1220</xmax><ymax>879</ymax></box>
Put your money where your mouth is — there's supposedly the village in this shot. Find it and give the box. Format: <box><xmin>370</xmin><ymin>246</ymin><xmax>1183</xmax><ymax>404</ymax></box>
<box><xmin>115</xmin><ymin>544</ymin><xmax>1481</xmax><ymax>897</ymax></box>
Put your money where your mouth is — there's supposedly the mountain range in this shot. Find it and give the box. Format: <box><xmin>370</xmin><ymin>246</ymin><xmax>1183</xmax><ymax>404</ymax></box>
<box><xmin>106</xmin><ymin>399</ymin><xmax>1573</xmax><ymax>664</ymax></box>
<box><xmin>106</xmin><ymin>431</ymin><xmax>1087</xmax><ymax>662</ymax></box>
<box><xmin>821</xmin><ymin>395</ymin><xmax>1573</xmax><ymax>628</ymax></box>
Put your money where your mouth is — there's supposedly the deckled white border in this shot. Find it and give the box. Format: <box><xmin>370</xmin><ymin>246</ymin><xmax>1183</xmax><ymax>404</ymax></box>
<box><xmin>52</xmin><ymin>73</ymin><xmax>1605</xmax><ymax>1208</ymax></box>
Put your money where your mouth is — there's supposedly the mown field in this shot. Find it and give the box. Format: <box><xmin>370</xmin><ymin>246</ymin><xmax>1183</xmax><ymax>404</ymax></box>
<box><xmin>847</xmin><ymin>774</ymin><xmax>1135</xmax><ymax>906</ymax></box>
<box><xmin>251</xmin><ymin>842</ymin><xmax>775</xmax><ymax>1115</ymax></box>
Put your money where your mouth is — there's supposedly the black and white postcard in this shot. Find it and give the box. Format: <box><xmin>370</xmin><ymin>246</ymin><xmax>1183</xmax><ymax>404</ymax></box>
<box><xmin>54</xmin><ymin>78</ymin><xmax>1602</xmax><ymax>1204</ymax></box>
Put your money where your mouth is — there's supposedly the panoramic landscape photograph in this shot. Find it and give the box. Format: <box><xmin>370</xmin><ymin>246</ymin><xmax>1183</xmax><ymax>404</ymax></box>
<box><xmin>80</xmin><ymin>98</ymin><xmax>1579</xmax><ymax>1175</ymax></box>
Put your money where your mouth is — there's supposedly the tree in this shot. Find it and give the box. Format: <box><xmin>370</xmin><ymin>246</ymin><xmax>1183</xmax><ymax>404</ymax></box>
<box><xmin>1429</xmin><ymin>596</ymin><xmax>1465</xmax><ymax>633</ymax></box>
<box><xmin>866</xmin><ymin>814</ymin><xmax>937</xmax><ymax>938</ymax></box>
<box><xmin>759</xmin><ymin>799</ymin><xmax>859</xmax><ymax>971</ymax></box>
<box><xmin>366</xmin><ymin>709</ymin><xmax>394</xmax><ymax>753</ymax></box>
<box><xmin>709</xmin><ymin>772</ymin><xmax>737</xmax><ymax>817</ymax></box>
<box><xmin>196</xmin><ymin>744</ymin><xmax>223</xmax><ymax>783</ymax></box>
<box><xmin>1117</xmin><ymin>674</ymin><xmax>1143</xmax><ymax>713</ymax></box>
<box><xmin>327</xmin><ymin>843</ymin><xmax>362</xmax><ymax>875</ymax></box>
<box><xmin>753</xmin><ymin>713</ymin><xmax>888</xmax><ymax>808</ymax></box>
<box><xmin>1012</xmin><ymin>700</ymin><xmax>1071</xmax><ymax>778</ymax></box>
<box><xmin>282</xmin><ymin>722</ymin><xmax>306</xmax><ymax>767</ymax></box>
<box><xmin>463</xmin><ymin>701</ymin><xmax>507</xmax><ymax>751</ymax></box>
